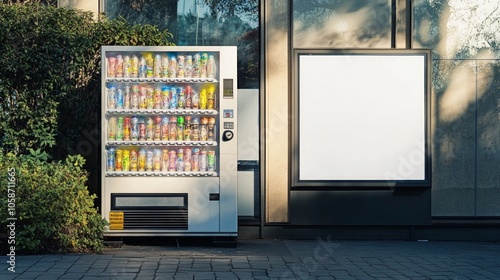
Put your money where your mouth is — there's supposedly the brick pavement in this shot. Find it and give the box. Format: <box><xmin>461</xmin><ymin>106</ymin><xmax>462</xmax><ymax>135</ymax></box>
<box><xmin>2</xmin><ymin>239</ymin><xmax>500</xmax><ymax>279</ymax></box>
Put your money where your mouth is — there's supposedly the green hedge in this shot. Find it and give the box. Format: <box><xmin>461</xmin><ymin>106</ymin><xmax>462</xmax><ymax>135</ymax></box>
<box><xmin>0</xmin><ymin>151</ymin><xmax>107</xmax><ymax>254</ymax></box>
<box><xmin>0</xmin><ymin>3</ymin><xmax>173</xmax><ymax>159</ymax></box>
<box><xmin>0</xmin><ymin>3</ymin><xmax>174</xmax><ymax>254</ymax></box>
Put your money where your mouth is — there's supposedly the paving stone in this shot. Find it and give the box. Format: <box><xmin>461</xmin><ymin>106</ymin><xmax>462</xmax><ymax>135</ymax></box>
<box><xmin>5</xmin><ymin>240</ymin><xmax>500</xmax><ymax>280</ymax></box>
<box><xmin>56</xmin><ymin>272</ymin><xmax>86</xmax><ymax>279</ymax></box>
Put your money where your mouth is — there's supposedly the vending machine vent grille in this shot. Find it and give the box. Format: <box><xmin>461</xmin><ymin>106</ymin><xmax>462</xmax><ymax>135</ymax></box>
<box><xmin>123</xmin><ymin>210</ymin><xmax>188</xmax><ymax>229</ymax></box>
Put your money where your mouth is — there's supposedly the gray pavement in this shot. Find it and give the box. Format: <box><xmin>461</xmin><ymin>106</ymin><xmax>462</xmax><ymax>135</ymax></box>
<box><xmin>2</xmin><ymin>239</ymin><xmax>500</xmax><ymax>279</ymax></box>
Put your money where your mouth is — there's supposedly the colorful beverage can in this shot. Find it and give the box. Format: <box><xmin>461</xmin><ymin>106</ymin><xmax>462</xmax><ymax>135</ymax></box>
<box><xmin>145</xmin><ymin>54</ymin><xmax>154</xmax><ymax>78</ymax></box>
<box><xmin>146</xmin><ymin>117</ymin><xmax>154</xmax><ymax>141</ymax></box>
<box><xmin>193</xmin><ymin>53</ymin><xmax>201</xmax><ymax>78</ymax></box>
<box><xmin>107</xmin><ymin>57</ymin><xmax>116</xmax><ymax>78</ymax></box>
<box><xmin>177</xmin><ymin>87</ymin><xmax>185</xmax><ymax>109</ymax></box>
<box><xmin>199</xmin><ymin>149</ymin><xmax>207</xmax><ymax>171</ymax></box>
<box><xmin>161</xmin><ymin>54</ymin><xmax>169</xmax><ymax>78</ymax></box>
<box><xmin>154</xmin><ymin>115</ymin><xmax>162</xmax><ymax>141</ymax></box>
<box><xmin>131</xmin><ymin>116</ymin><xmax>139</xmax><ymax>141</ymax></box>
<box><xmin>161</xmin><ymin>116</ymin><xmax>169</xmax><ymax>141</ymax></box>
<box><xmin>116</xmin><ymin>117</ymin><xmax>124</xmax><ymax>141</ymax></box>
<box><xmin>123</xmin><ymin>55</ymin><xmax>131</xmax><ymax>78</ymax></box>
<box><xmin>107</xmin><ymin>148</ymin><xmax>115</xmax><ymax>171</ymax></box>
<box><xmin>168</xmin><ymin>150</ymin><xmax>177</xmax><ymax>171</ymax></box>
<box><xmin>177</xmin><ymin>55</ymin><xmax>185</xmax><ymax>78</ymax></box>
<box><xmin>124</xmin><ymin>86</ymin><xmax>131</xmax><ymax>109</ymax></box>
<box><xmin>185</xmin><ymin>86</ymin><xmax>192</xmax><ymax>109</ymax></box>
<box><xmin>139</xmin><ymin>86</ymin><xmax>147</xmax><ymax>109</ymax></box>
<box><xmin>131</xmin><ymin>55</ymin><xmax>139</xmax><ymax>78</ymax></box>
<box><xmin>154</xmin><ymin>87</ymin><xmax>162</xmax><ymax>109</ymax></box>
<box><xmin>139</xmin><ymin>56</ymin><xmax>147</xmax><ymax>78</ymax></box>
<box><xmin>199</xmin><ymin>89</ymin><xmax>207</xmax><ymax>109</ymax></box>
<box><xmin>169</xmin><ymin>56</ymin><xmax>177</xmax><ymax>78</ymax></box>
<box><xmin>200</xmin><ymin>125</ymin><xmax>208</xmax><ymax>141</ymax></box>
<box><xmin>115</xmin><ymin>149</ymin><xmax>123</xmax><ymax>171</ymax></box>
<box><xmin>153</xmin><ymin>149</ymin><xmax>162</xmax><ymax>171</ymax></box>
<box><xmin>191</xmin><ymin>88</ymin><xmax>199</xmax><ymax>109</ymax></box>
<box><xmin>131</xmin><ymin>84</ymin><xmax>140</xmax><ymax>109</ymax></box>
<box><xmin>207</xmin><ymin>150</ymin><xmax>216</xmax><ymax>172</ymax></box>
<box><xmin>138</xmin><ymin>149</ymin><xmax>146</xmax><ymax>171</ymax></box>
<box><xmin>146</xmin><ymin>87</ymin><xmax>154</xmax><ymax>109</ymax></box>
<box><xmin>177</xmin><ymin>116</ymin><xmax>185</xmax><ymax>141</ymax></box>
<box><xmin>191</xmin><ymin>117</ymin><xmax>200</xmax><ymax>141</ymax></box>
<box><xmin>184</xmin><ymin>148</ymin><xmax>192</xmax><ymax>171</ymax></box>
<box><xmin>107</xmin><ymin>87</ymin><xmax>116</xmax><ymax>109</ymax></box>
<box><xmin>185</xmin><ymin>55</ymin><xmax>193</xmax><ymax>78</ymax></box>
<box><xmin>108</xmin><ymin>117</ymin><xmax>116</xmax><ymax>140</ymax></box>
<box><xmin>200</xmin><ymin>117</ymin><xmax>208</xmax><ymax>141</ymax></box>
<box><xmin>200</xmin><ymin>53</ymin><xmax>208</xmax><ymax>78</ymax></box>
<box><xmin>146</xmin><ymin>149</ymin><xmax>154</xmax><ymax>171</ymax></box>
<box><xmin>116</xmin><ymin>55</ymin><xmax>124</xmax><ymax>78</ymax></box>
<box><xmin>176</xmin><ymin>148</ymin><xmax>184</xmax><ymax>171</ymax></box>
<box><xmin>192</xmin><ymin>148</ymin><xmax>200</xmax><ymax>171</ymax></box>
<box><xmin>207</xmin><ymin>55</ymin><xmax>217</xmax><ymax>79</ymax></box>
<box><xmin>123</xmin><ymin>117</ymin><xmax>131</xmax><ymax>141</ymax></box>
<box><xmin>184</xmin><ymin>116</ymin><xmax>192</xmax><ymax>141</ymax></box>
<box><xmin>130</xmin><ymin>149</ymin><xmax>138</xmax><ymax>171</ymax></box>
<box><xmin>169</xmin><ymin>87</ymin><xmax>178</xmax><ymax>109</ymax></box>
<box><xmin>168</xmin><ymin>116</ymin><xmax>177</xmax><ymax>141</ymax></box>
<box><xmin>208</xmin><ymin>117</ymin><xmax>216</xmax><ymax>141</ymax></box>
<box><xmin>207</xmin><ymin>86</ymin><xmax>215</xmax><ymax>110</ymax></box>
<box><xmin>161</xmin><ymin>86</ymin><xmax>170</xmax><ymax>109</ymax></box>
<box><xmin>154</xmin><ymin>54</ymin><xmax>162</xmax><ymax>78</ymax></box>
<box><xmin>122</xmin><ymin>149</ymin><xmax>130</xmax><ymax>171</ymax></box>
<box><xmin>162</xmin><ymin>149</ymin><xmax>169</xmax><ymax>172</ymax></box>
<box><xmin>116</xmin><ymin>88</ymin><xmax>124</xmax><ymax>109</ymax></box>
<box><xmin>138</xmin><ymin>119</ymin><xmax>146</xmax><ymax>141</ymax></box>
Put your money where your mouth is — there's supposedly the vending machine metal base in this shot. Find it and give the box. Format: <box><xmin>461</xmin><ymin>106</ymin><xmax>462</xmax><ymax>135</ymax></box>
<box><xmin>101</xmin><ymin>46</ymin><xmax>238</xmax><ymax>238</ymax></box>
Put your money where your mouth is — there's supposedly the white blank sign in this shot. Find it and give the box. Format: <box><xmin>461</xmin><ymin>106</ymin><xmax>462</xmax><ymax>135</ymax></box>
<box><xmin>298</xmin><ymin>54</ymin><xmax>426</xmax><ymax>181</ymax></box>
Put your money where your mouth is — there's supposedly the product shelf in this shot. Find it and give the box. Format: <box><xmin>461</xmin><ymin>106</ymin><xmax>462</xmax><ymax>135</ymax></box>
<box><xmin>106</xmin><ymin>78</ymin><xmax>218</xmax><ymax>83</ymax></box>
<box><xmin>106</xmin><ymin>109</ymin><xmax>218</xmax><ymax>115</ymax></box>
<box><xmin>106</xmin><ymin>171</ymin><xmax>218</xmax><ymax>177</ymax></box>
<box><xmin>106</xmin><ymin>141</ymin><xmax>217</xmax><ymax>146</ymax></box>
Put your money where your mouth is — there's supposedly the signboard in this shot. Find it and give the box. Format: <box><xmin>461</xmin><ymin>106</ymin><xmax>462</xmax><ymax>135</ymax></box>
<box><xmin>292</xmin><ymin>49</ymin><xmax>431</xmax><ymax>187</ymax></box>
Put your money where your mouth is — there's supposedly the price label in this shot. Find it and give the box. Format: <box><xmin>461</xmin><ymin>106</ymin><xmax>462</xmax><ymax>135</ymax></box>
<box><xmin>109</xmin><ymin>212</ymin><xmax>124</xmax><ymax>230</ymax></box>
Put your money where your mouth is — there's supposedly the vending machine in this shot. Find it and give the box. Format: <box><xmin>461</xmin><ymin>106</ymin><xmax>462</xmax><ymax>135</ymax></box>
<box><xmin>101</xmin><ymin>46</ymin><xmax>237</xmax><ymax>239</ymax></box>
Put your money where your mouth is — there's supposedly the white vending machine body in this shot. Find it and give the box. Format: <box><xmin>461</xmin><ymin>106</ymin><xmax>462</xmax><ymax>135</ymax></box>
<box><xmin>101</xmin><ymin>46</ymin><xmax>237</xmax><ymax>237</ymax></box>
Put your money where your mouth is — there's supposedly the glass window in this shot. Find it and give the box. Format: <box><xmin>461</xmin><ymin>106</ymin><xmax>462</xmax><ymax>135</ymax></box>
<box><xmin>293</xmin><ymin>0</ymin><xmax>392</xmax><ymax>48</ymax></box>
<box><xmin>413</xmin><ymin>0</ymin><xmax>500</xmax><ymax>59</ymax></box>
<box><xmin>104</xmin><ymin>0</ymin><xmax>259</xmax><ymax>89</ymax></box>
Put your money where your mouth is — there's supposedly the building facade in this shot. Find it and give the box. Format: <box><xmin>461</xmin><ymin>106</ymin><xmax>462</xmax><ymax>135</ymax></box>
<box><xmin>60</xmin><ymin>0</ymin><xmax>500</xmax><ymax>240</ymax></box>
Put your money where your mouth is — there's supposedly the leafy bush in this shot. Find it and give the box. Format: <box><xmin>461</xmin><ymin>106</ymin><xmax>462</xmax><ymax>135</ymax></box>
<box><xmin>0</xmin><ymin>3</ymin><xmax>173</xmax><ymax>160</ymax></box>
<box><xmin>0</xmin><ymin>2</ymin><xmax>175</xmax><ymax>255</ymax></box>
<box><xmin>0</xmin><ymin>2</ymin><xmax>174</xmax><ymax>205</ymax></box>
<box><xmin>0</xmin><ymin>151</ymin><xmax>107</xmax><ymax>254</ymax></box>
<box><xmin>0</xmin><ymin>3</ymin><xmax>175</xmax><ymax>254</ymax></box>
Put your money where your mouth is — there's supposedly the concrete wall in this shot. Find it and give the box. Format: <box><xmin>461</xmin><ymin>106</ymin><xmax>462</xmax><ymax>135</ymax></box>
<box><xmin>413</xmin><ymin>0</ymin><xmax>500</xmax><ymax>216</ymax></box>
<box><xmin>270</xmin><ymin>0</ymin><xmax>500</xmax><ymax>220</ymax></box>
<box><xmin>263</xmin><ymin>0</ymin><xmax>290</xmax><ymax>223</ymax></box>
<box><xmin>431</xmin><ymin>58</ymin><xmax>500</xmax><ymax>216</ymax></box>
<box><xmin>58</xmin><ymin>0</ymin><xmax>99</xmax><ymax>19</ymax></box>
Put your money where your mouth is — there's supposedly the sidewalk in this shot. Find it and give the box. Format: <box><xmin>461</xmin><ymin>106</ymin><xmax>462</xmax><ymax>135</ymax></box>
<box><xmin>2</xmin><ymin>239</ymin><xmax>500</xmax><ymax>279</ymax></box>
